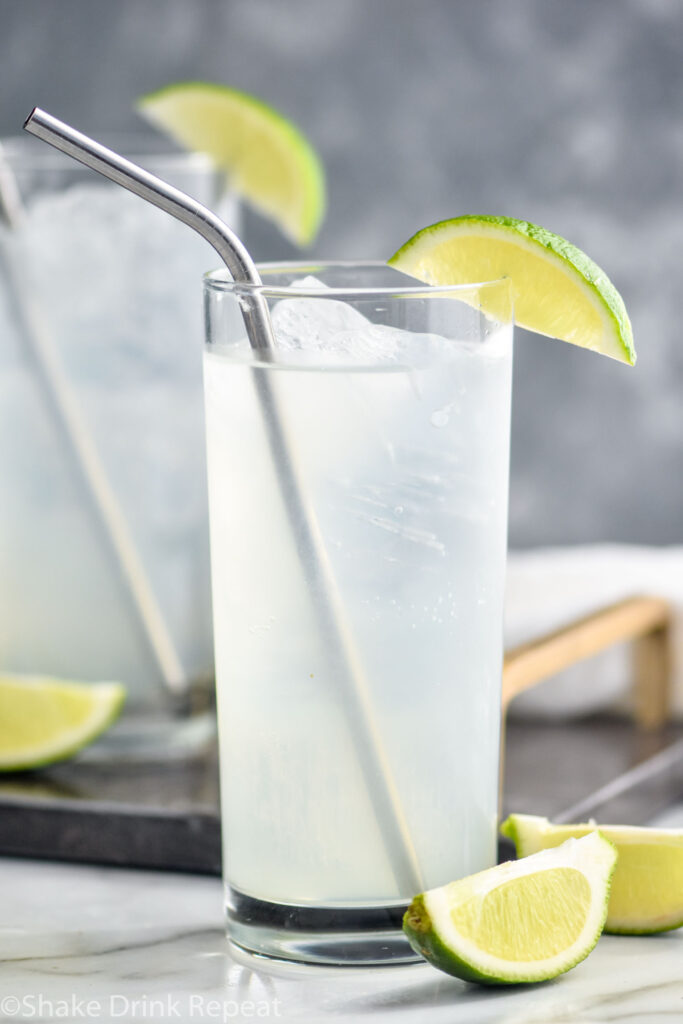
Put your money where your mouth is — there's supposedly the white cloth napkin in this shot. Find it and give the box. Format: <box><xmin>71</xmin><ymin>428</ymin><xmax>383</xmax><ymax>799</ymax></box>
<box><xmin>504</xmin><ymin>545</ymin><xmax>683</xmax><ymax>718</ymax></box>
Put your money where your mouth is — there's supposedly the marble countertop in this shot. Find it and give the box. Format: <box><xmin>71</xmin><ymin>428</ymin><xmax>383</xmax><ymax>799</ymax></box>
<box><xmin>0</xmin><ymin>853</ymin><xmax>682</xmax><ymax>1024</ymax></box>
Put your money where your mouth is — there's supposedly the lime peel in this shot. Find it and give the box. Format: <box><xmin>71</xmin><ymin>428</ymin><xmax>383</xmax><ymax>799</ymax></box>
<box><xmin>403</xmin><ymin>832</ymin><xmax>616</xmax><ymax>985</ymax></box>
<box><xmin>388</xmin><ymin>215</ymin><xmax>635</xmax><ymax>365</ymax></box>
<box><xmin>137</xmin><ymin>82</ymin><xmax>325</xmax><ymax>246</ymax></box>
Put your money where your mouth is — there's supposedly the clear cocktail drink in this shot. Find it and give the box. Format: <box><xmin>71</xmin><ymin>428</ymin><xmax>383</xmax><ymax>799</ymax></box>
<box><xmin>203</xmin><ymin>263</ymin><xmax>513</xmax><ymax>964</ymax></box>
<box><xmin>0</xmin><ymin>139</ymin><xmax>235</xmax><ymax>706</ymax></box>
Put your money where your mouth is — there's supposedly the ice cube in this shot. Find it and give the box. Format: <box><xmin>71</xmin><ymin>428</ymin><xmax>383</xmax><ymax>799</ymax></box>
<box><xmin>271</xmin><ymin>276</ymin><xmax>425</xmax><ymax>365</ymax></box>
<box><xmin>271</xmin><ymin>277</ymin><xmax>370</xmax><ymax>354</ymax></box>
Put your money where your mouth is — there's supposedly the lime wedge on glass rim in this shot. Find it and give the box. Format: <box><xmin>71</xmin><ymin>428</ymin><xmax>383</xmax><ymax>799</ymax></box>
<box><xmin>0</xmin><ymin>675</ymin><xmax>125</xmax><ymax>770</ymax></box>
<box><xmin>137</xmin><ymin>82</ymin><xmax>325</xmax><ymax>246</ymax></box>
<box><xmin>388</xmin><ymin>215</ymin><xmax>635</xmax><ymax>364</ymax></box>
<box><xmin>403</xmin><ymin>832</ymin><xmax>616</xmax><ymax>985</ymax></box>
<box><xmin>502</xmin><ymin>813</ymin><xmax>683</xmax><ymax>935</ymax></box>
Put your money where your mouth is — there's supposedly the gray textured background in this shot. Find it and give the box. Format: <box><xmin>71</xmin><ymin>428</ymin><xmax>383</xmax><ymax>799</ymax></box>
<box><xmin>1</xmin><ymin>0</ymin><xmax>681</xmax><ymax>547</ymax></box>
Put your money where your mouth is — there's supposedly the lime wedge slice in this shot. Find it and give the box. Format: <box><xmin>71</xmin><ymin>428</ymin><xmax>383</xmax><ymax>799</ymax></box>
<box><xmin>388</xmin><ymin>215</ymin><xmax>635</xmax><ymax>364</ymax></box>
<box><xmin>137</xmin><ymin>82</ymin><xmax>325</xmax><ymax>246</ymax></box>
<box><xmin>502</xmin><ymin>813</ymin><xmax>683</xmax><ymax>934</ymax></box>
<box><xmin>403</xmin><ymin>832</ymin><xmax>616</xmax><ymax>985</ymax></box>
<box><xmin>0</xmin><ymin>675</ymin><xmax>125</xmax><ymax>770</ymax></box>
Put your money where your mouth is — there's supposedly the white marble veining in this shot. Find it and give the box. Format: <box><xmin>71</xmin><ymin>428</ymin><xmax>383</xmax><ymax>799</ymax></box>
<box><xmin>0</xmin><ymin>856</ymin><xmax>682</xmax><ymax>1023</ymax></box>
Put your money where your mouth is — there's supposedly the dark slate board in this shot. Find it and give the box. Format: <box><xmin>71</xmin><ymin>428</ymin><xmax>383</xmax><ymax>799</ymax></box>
<box><xmin>0</xmin><ymin>716</ymin><xmax>681</xmax><ymax>875</ymax></box>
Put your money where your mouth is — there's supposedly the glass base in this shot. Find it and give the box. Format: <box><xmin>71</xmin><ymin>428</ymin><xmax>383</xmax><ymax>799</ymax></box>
<box><xmin>226</xmin><ymin>888</ymin><xmax>420</xmax><ymax>966</ymax></box>
<box><xmin>77</xmin><ymin>675</ymin><xmax>217</xmax><ymax>763</ymax></box>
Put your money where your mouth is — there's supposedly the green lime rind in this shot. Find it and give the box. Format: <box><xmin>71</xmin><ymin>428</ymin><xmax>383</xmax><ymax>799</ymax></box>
<box><xmin>388</xmin><ymin>214</ymin><xmax>635</xmax><ymax>365</ymax></box>
<box><xmin>137</xmin><ymin>82</ymin><xmax>325</xmax><ymax>246</ymax></box>
<box><xmin>403</xmin><ymin>833</ymin><xmax>616</xmax><ymax>986</ymax></box>
<box><xmin>0</xmin><ymin>679</ymin><xmax>126</xmax><ymax>772</ymax></box>
<box><xmin>502</xmin><ymin>813</ymin><xmax>683</xmax><ymax>935</ymax></box>
<box><xmin>404</xmin><ymin>894</ymin><xmax>501</xmax><ymax>985</ymax></box>
<box><xmin>499</xmin><ymin>813</ymin><xmax>523</xmax><ymax>850</ymax></box>
<box><xmin>606</xmin><ymin>917</ymin><xmax>683</xmax><ymax>936</ymax></box>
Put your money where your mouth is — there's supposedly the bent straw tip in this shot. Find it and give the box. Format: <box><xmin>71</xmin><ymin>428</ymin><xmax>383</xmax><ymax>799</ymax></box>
<box><xmin>23</xmin><ymin>108</ymin><xmax>40</xmax><ymax>131</ymax></box>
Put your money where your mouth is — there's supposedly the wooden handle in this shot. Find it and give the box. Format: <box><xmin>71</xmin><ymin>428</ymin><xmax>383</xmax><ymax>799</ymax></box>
<box><xmin>502</xmin><ymin>595</ymin><xmax>673</xmax><ymax>726</ymax></box>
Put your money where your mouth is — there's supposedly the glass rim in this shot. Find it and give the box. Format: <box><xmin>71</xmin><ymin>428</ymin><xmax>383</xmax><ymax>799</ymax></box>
<box><xmin>204</xmin><ymin>261</ymin><xmax>513</xmax><ymax>372</ymax></box>
<box><xmin>0</xmin><ymin>134</ymin><xmax>214</xmax><ymax>174</ymax></box>
<box><xmin>203</xmin><ymin>260</ymin><xmax>512</xmax><ymax>301</ymax></box>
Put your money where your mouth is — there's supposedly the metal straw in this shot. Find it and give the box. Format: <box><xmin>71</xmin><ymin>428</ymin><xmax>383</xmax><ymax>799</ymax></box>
<box><xmin>23</xmin><ymin>109</ymin><xmax>424</xmax><ymax>896</ymax></box>
<box><xmin>0</xmin><ymin>140</ymin><xmax>186</xmax><ymax>695</ymax></box>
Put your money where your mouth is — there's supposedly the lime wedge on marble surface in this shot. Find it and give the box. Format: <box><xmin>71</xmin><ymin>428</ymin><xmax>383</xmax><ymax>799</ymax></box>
<box><xmin>137</xmin><ymin>82</ymin><xmax>325</xmax><ymax>246</ymax></box>
<box><xmin>388</xmin><ymin>215</ymin><xmax>635</xmax><ymax>364</ymax></box>
<box><xmin>502</xmin><ymin>813</ymin><xmax>683</xmax><ymax>934</ymax></box>
<box><xmin>403</xmin><ymin>832</ymin><xmax>616</xmax><ymax>985</ymax></box>
<box><xmin>0</xmin><ymin>675</ymin><xmax>125</xmax><ymax>770</ymax></box>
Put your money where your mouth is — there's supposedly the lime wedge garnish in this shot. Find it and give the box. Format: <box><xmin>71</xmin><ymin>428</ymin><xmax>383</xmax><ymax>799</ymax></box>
<box><xmin>403</xmin><ymin>832</ymin><xmax>616</xmax><ymax>985</ymax></box>
<box><xmin>137</xmin><ymin>82</ymin><xmax>325</xmax><ymax>246</ymax></box>
<box><xmin>502</xmin><ymin>813</ymin><xmax>683</xmax><ymax>935</ymax></box>
<box><xmin>0</xmin><ymin>675</ymin><xmax>125</xmax><ymax>770</ymax></box>
<box><xmin>388</xmin><ymin>215</ymin><xmax>635</xmax><ymax>364</ymax></box>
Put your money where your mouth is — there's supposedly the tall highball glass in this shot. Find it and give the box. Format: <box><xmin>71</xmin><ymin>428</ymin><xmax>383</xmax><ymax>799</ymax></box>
<box><xmin>0</xmin><ymin>138</ymin><xmax>236</xmax><ymax>713</ymax></box>
<box><xmin>203</xmin><ymin>262</ymin><xmax>513</xmax><ymax>965</ymax></box>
